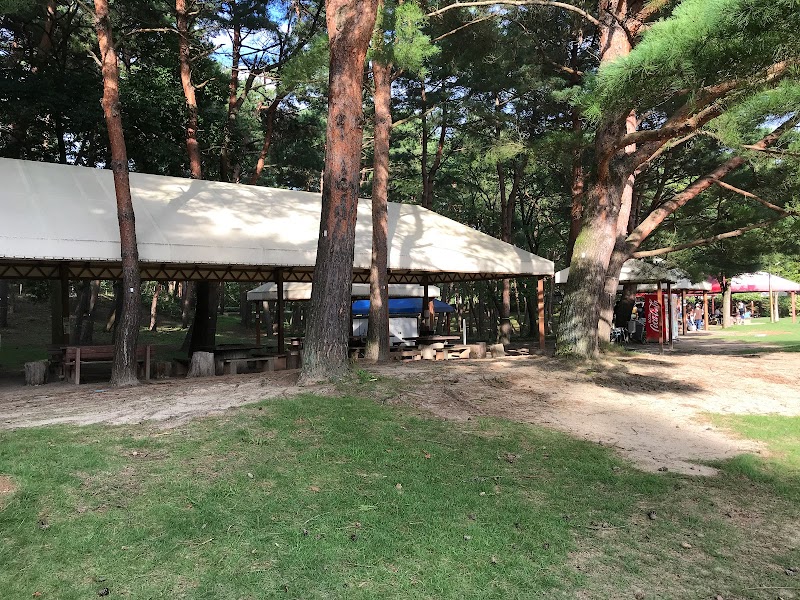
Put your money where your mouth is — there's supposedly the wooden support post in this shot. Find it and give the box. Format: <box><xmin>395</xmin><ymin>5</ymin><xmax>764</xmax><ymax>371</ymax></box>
<box><xmin>703</xmin><ymin>292</ymin><xmax>709</xmax><ymax>331</ymax></box>
<box><xmin>681</xmin><ymin>290</ymin><xmax>686</xmax><ymax>335</ymax></box>
<box><xmin>656</xmin><ymin>282</ymin><xmax>664</xmax><ymax>354</ymax></box>
<box><xmin>537</xmin><ymin>277</ymin><xmax>545</xmax><ymax>351</ymax></box>
<box><xmin>276</xmin><ymin>269</ymin><xmax>285</xmax><ymax>353</ymax></box>
<box><xmin>255</xmin><ymin>299</ymin><xmax>261</xmax><ymax>346</ymax></box>
<box><xmin>792</xmin><ymin>291</ymin><xmax>796</xmax><ymax>323</ymax></box>
<box><xmin>667</xmin><ymin>282</ymin><xmax>673</xmax><ymax>350</ymax></box>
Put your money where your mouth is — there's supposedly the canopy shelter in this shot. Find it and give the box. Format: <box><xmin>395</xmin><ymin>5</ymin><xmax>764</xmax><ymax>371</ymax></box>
<box><xmin>0</xmin><ymin>158</ymin><xmax>553</xmax><ymax>350</ymax></box>
<box><xmin>247</xmin><ymin>282</ymin><xmax>441</xmax><ymax>302</ymax></box>
<box><xmin>351</xmin><ymin>298</ymin><xmax>454</xmax><ymax>317</ymax></box>
<box><xmin>708</xmin><ymin>272</ymin><xmax>800</xmax><ymax>294</ymax></box>
<box><xmin>707</xmin><ymin>272</ymin><xmax>800</xmax><ymax>323</ymax></box>
<box><xmin>0</xmin><ymin>159</ymin><xmax>553</xmax><ymax>284</ymax></box>
<box><xmin>555</xmin><ymin>259</ymin><xmax>678</xmax><ymax>351</ymax></box>
<box><xmin>554</xmin><ymin>259</ymin><xmax>677</xmax><ymax>286</ymax></box>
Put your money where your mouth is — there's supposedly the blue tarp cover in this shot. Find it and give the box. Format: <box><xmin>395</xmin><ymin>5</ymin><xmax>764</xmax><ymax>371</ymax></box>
<box><xmin>352</xmin><ymin>298</ymin><xmax>454</xmax><ymax>317</ymax></box>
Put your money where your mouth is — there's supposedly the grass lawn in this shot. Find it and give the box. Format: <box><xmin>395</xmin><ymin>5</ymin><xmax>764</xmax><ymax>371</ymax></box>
<box><xmin>2</xmin><ymin>388</ymin><xmax>800</xmax><ymax>599</ymax></box>
<box><xmin>708</xmin><ymin>317</ymin><xmax>800</xmax><ymax>352</ymax></box>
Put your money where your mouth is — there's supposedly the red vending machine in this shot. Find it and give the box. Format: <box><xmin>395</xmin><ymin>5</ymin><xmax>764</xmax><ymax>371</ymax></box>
<box><xmin>643</xmin><ymin>294</ymin><xmax>666</xmax><ymax>342</ymax></box>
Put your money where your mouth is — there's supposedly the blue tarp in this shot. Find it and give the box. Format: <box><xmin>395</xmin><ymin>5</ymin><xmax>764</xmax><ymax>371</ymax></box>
<box><xmin>351</xmin><ymin>298</ymin><xmax>455</xmax><ymax>317</ymax></box>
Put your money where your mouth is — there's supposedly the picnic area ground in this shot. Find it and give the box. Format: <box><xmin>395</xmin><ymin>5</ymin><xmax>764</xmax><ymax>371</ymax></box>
<box><xmin>1</xmin><ymin>307</ymin><xmax>800</xmax><ymax>598</ymax></box>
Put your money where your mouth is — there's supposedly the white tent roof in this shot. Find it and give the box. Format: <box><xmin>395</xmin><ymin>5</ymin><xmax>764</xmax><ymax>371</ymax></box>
<box><xmin>636</xmin><ymin>269</ymin><xmax>712</xmax><ymax>292</ymax></box>
<box><xmin>0</xmin><ymin>159</ymin><xmax>553</xmax><ymax>283</ymax></box>
<box><xmin>246</xmin><ymin>282</ymin><xmax>440</xmax><ymax>301</ymax></box>
<box><xmin>555</xmin><ymin>259</ymin><xmax>676</xmax><ymax>285</ymax></box>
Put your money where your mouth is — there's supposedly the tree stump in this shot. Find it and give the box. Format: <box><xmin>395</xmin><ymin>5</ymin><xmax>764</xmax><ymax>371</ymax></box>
<box><xmin>187</xmin><ymin>352</ymin><xmax>215</xmax><ymax>378</ymax></box>
<box><xmin>488</xmin><ymin>343</ymin><xmax>505</xmax><ymax>358</ymax></box>
<box><xmin>24</xmin><ymin>361</ymin><xmax>48</xmax><ymax>386</ymax></box>
<box><xmin>469</xmin><ymin>342</ymin><xmax>487</xmax><ymax>359</ymax></box>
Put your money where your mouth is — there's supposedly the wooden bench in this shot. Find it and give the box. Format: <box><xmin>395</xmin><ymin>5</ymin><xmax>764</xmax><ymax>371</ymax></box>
<box><xmin>63</xmin><ymin>345</ymin><xmax>153</xmax><ymax>385</ymax></box>
<box><xmin>221</xmin><ymin>354</ymin><xmax>289</xmax><ymax>375</ymax></box>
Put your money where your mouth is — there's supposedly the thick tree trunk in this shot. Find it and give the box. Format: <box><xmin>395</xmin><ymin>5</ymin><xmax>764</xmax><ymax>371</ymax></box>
<box><xmin>365</xmin><ymin>59</ymin><xmax>392</xmax><ymax>362</ymax></box>
<box><xmin>188</xmin><ymin>280</ymin><xmax>219</xmax><ymax>353</ymax></box>
<box><xmin>239</xmin><ymin>284</ymin><xmax>252</xmax><ymax>327</ymax></box>
<box><xmin>722</xmin><ymin>284</ymin><xmax>732</xmax><ymax>328</ymax></box>
<box><xmin>555</xmin><ymin>0</ymin><xmax>638</xmax><ymax>358</ymax></box>
<box><xmin>299</xmin><ymin>0</ymin><xmax>379</xmax><ymax>382</ymax></box>
<box><xmin>0</xmin><ymin>280</ymin><xmax>8</xmax><ymax>328</ymax></box>
<box><xmin>95</xmin><ymin>0</ymin><xmax>141</xmax><ymax>387</ymax></box>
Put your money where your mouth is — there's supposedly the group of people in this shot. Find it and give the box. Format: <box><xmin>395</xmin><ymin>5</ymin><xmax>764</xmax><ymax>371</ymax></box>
<box><xmin>683</xmin><ymin>303</ymin><xmax>706</xmax><ymax>331</ymax></box>
<box><xmin>682</xmin><ymin>300</ymin><xmax>752</xmax><ymax>331</ymax></box>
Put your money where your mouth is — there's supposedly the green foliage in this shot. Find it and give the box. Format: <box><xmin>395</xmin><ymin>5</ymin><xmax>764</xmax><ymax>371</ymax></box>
<box><xmin>373</xmin><ymin>1</ymin><xmax>439</xmax><ymax>75</ymax></box>
<box><xmin>597</xmin><ymin>0</ymin><xmax>800</xmax><ymax>114</ymax></box>
<box><xmin>279</xmin><ymin>34</ymin><xmax>330</xmax><ymax>94</ymax></box>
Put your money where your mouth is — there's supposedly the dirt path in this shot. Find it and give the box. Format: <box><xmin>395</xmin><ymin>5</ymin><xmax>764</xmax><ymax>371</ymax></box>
<box><xmin>1</xmin><ymin>339</ymin><xmax>798</xmax><ymax>476</ymax></box>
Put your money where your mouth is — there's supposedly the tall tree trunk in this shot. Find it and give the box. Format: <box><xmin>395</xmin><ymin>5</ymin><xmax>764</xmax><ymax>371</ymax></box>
<box><xmin>177</xmin><ymin>1</ymin><xmax>220</xmax><ymax>351</ymax></box>
<box><xmin>177</xmin><ymin>0</ymin><xmax>202</xmax><ymax>179</ymax></box>
<box><xmin>248</xmin><ymin>94</ymin><xmax>285</xmax><ymax>185</ymax></box>
<box><xmin>181</xmin><ymin>280</ymin><xmax>193</xmax><ymax>328</ymax></box>
<box><xmin>149</xmin><ymin>283</ymin><xmax>162</xmax><ymax>331</ymax></box>
<box><xmin>220</xmin><ymin>7</ymin><xmax>242</xmax><ymax>182</ymax></box>
<box><xmin>79</xmin><ymin>280</ymin><xmax>100</xmax><ymax>344</ymax></box>
<box><xmin>95</xmin><ymin>0</ymin><xmax>141</xmax><ymax>386</ymax></box>
<box><xmin>299</xmin><ymin>0</ymin><xmax>379</xmax><ymax>381</ymax></box>
<box><xmin>555</xmin><ymin>0</ymin><xmax>637</xmax><ymax>358</ymax></box>
<box><xmin>0</xmin><ymin>281</ymin><xmax>8</xmax><ymax>328</ymax></box>
<box><xmin>365</xmin><ymin>58</ymin><xmax>392</xmax><ymax>362</ymax></box>
<box><xmin>722</xmin><ymin>282</ymin><xmax>732</xmax><ymax>328</ymax></box>
<box><xmin>239</xmin><ymin>283</ymin><xmax>251</xmax><ymax>327</ymax></box>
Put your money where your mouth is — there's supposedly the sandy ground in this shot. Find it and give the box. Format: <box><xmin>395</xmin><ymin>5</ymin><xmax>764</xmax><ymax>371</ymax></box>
<box><xmin>1</xmin><ymin>332</ymin><xmax>798</xmax><ymax>475</ymax></box>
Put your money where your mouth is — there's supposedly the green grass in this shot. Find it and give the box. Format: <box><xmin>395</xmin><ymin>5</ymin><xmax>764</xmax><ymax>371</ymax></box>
<box><xmin>709</xmin><ymin>414</ymin><xmax>800</xmax><ymax>502</ymax></box>
<box><xmin>707</xmin><ymin>317</ymin><xmax>800</xmax><ymax>352</ymax></box>
<box><xmin>2</xmin><ymin>394</ymin><xmax>800</xmax><ymax>599</ymax></box>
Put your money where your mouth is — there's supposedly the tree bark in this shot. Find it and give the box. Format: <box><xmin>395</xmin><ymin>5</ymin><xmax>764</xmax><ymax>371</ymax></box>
<box><xmin>615</xmin><ymin>283</ymin><xmax>637</xmax><ymax>327</ymax></box>
<box><xmin>248</xmin><ymin>94</ymin><xmax>286</xmax><ymax>185</ymax></box>
<box><xmin>95</xmin><ymin>0</ymin><xmax>141</xmax><ymax>387</ymax></box>
<box><xmin>555</xmin><ymin>0</ymin><xmax>639</xmax><ymax>358</ymax></box>
<box><xmin>365</xmin><ymin>58</ymin><xmax>392</xmax><ymax>362</ymax></box>
<box><xmin>149</xmin><ymin>283</ymin><xmax>162</xmax><ymax>331</ymax></box>
<box><xmin>300</xmin><ymin>0</ymin><xmax>379</xmax><ymax>382</ymax></box>
<box><xmin>181</xmin><ymin>280</ymin><xmax>193</xmax><ymax>328</ymax></box>
<box><xmin>176</xmin><ymin>0</ymin><xmax>202</xmax><ymax>179</ymax></box>
<box><xmin>722</xmin><ymin>282</ymin><xmax>732</xmax><ymax>328</ymax></box>
<box><xmin>220</xmin><ymin>5</ymin><xmax>242</xmax><ymax>182</ymax></box>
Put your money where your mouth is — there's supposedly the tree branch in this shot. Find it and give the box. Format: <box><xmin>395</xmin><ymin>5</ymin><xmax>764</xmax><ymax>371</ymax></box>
<box><xmin>432</xmin><ymin>15</ymin><xmax>495</xmax><ymax>42</ymax></box>
<box><xmin>713</xmin><ymin>180</ymin><xmax>794</xmax><ymax>216</ymax></box>
<box><xmin>426</xmin><ymin>0</ymin><xmax>600</xmax><ymax>27</ymax></box>
<box><xmin>632</xmin><ymin>218</ymin><xmax>787</xmax><ymax>258</ymax></box>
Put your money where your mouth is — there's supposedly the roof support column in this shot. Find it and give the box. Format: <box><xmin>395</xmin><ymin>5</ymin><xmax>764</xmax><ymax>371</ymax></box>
<box><xmin>255</xmin><ymin>298</ymin><xmax>261</xmax><ymax>346</ymax></box>
<box><xmin>703</xmin><ymin>292</ymin><xmax>709</xmax><ymax>331</ymax></box>
<box><xmin>792</xmin><ymin>291</ymin><xmax>796</xmax><ymax>323</ymax></box>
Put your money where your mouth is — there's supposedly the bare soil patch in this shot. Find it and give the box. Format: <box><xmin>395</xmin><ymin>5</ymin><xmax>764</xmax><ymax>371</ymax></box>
<box><xmin>1</xmin><ymin>340</ymin><xmax>798</xmax><ymax>475</ymax></box>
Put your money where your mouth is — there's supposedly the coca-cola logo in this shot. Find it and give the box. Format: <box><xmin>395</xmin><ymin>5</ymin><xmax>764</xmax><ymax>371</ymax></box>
<box><xmin>647</xmin><ymin>300</ymin><xmax>661</xmax><ymax>331</ymax></box>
